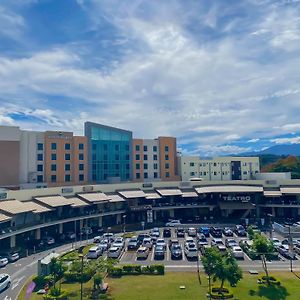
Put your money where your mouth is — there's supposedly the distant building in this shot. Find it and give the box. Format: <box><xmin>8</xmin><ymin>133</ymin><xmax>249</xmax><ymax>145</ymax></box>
<box><xmin>179</xmin><ymin>156</ymin><xmax>260</xmax><ymax>181</ymax></box>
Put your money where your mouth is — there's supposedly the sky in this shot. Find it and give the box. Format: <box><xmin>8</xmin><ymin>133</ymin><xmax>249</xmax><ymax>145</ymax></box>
<box><xmin>1</xmin><ymin>0</ymin><xmax>300</xmax><ymax>156</ymax></box>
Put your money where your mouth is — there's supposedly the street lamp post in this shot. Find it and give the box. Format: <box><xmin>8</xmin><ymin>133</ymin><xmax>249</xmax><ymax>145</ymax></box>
<box><xmin>79</xmin><ymin>254</ymin><xmax>84</xmax><ymax>300</ymax></box>
<box><xmin>123</xmin><ymin>214</ymin><xmax>127</xmax><ymax>233</ymax></box>
<box><xmin>288</xmin><ymin>226</ymin><xmax>293</xmax><ymax>272</ymax></box>
<box><xmin>267</xmin><ymin>213</ymin><xmax>273</xmax><ymax>239</ymax></box>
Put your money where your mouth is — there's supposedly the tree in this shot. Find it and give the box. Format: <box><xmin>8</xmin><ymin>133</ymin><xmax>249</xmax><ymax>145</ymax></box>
<box><xmin>49</xmin><ymin>258</ymin><xmax>65</xmax><ymax>290</ymax></box>
<box><xmin>93</xmin><ymin>273</ymin><xmax>103</xmax><ymax>291</ymax></box>
<box><xmin>201</xmin><ymin>247</ymin><xmax>222</xmax><ymax>294</ymax></box>
<box><xmin>224</xmin><ymin>253</ymin><xmax>243</xmax><ymax>287</ymax></box>
<box><xmin>247</xmin><ymin>226</ymin><xmax>255</xmax><ymax>240</ymax></box>
<box><xmin>252</xmin><ymin>233</ymin><xmax>274</xmax><ymax>285</ymax></box>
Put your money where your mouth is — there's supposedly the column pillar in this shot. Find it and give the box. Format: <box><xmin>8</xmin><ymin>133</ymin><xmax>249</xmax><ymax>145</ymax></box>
<box><xmin>59</xmin><ymin>223</ymin><xmax>63</xmax><ymax>234</ymax></box>
<box><xmin>98</xmin><ymin>216</ymin><xmax>103</xmax><ymax>227</ymax></box>
<box><xmin>272</xmin><ymin>207</ymin><xmax>276</xmax><ymax>217</ymax></box>
<box><xmin>116</xmin><ymin>214</ymin><xmax>121</xmax><ymax>225</ymax></box>
<box><xmin>170</xmin><ymin>209</ymin><xmax>175</xmax><ymax>218</ymax></box>
<box><xmin>35</xmin><ymin>228</ymin><xmax>41</xmax><ymax>240</ymax></box>
<box><xmin>153</xmin><ymin>211</ymin><xmax>157</xmax><ymax>221</ymax></box>
<box><xmin>10</xmin><ymin>235</ymin><xmax>16</xmax><ymax>248</ymax></box>
<box><xmin>80</xmin><ymin>219</ymin><xmax>84</xmax><ymax>230</ymax></box>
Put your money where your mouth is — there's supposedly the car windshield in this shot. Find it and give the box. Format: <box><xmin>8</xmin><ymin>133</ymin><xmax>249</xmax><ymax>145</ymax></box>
<box><xmin>172</xmin><ymin>245</ymin><xmax>181</xmax><ymax>250</ymax></box>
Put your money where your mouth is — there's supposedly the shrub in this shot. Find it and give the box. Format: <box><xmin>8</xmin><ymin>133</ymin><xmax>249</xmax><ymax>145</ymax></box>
<box><xmin>153</xmin><ymin>264</ymin><xmax>165</xmax><ymax>275</ymax></box>
<box><xmin>258</xmin><ymin>275</ymin><xmax>281</xmax><ymax>285</ymax></box>
<box><xmin>64</xmin><ymin>270</ymin><xmax>92</xmax><ymax>283</ymax></box>
<box><xmin>108</xmin><ymin>266</ymin><xmax>123</xmax><ymax>277</ymax></box>
<box><xmin>43</xmin><ymin>289</ymin><xmax>68</xmax><ymax>300</ymax></box>
<box><xmin>210</xmin><ymin>287</ymin><xmax>233</xmax><ymax>299</ymax></box>
<box><xmin>32</xmin><ymin>276</ymin><xmax>47</xmax><ymax>289</ymax></box>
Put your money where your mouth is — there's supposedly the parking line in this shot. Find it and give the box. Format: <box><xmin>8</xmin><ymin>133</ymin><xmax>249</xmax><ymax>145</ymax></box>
<box><xmin>167</xmin><ymin>247</ymin><xmax>170</xmax><ymax>261</ymax></box>
<box><xmin>151</xmin><ymin>248</ymin><xmax>155</xmax><ymax>261</ymax></box>
<box><xmin>243</xmin><ymin>252</ymin><xmax>251</xmax><ymax>261</ymax></box>
<box><xmin>119</xmin><ymin>250</ymin><xmax>126</xmax><ymax>261</ymax></box>
<box><xmin>182</xmin><ymin>250</ymin><xmax>186</xmax><ymax>261</ymax></box>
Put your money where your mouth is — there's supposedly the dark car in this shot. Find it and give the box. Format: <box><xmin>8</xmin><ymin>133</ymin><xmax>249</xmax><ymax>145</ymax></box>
<box><xmin>199</xmin><ymin>227</ymin><xmax>210</xmax><ymax>237</ymax></box>
<box><xmin>154</xmin><ymin>245</ymin><xmax>165</xmax><ymax>259</ymax></box>
<box><xmin>168</xmin><ymin>239</ymin><xmax>180</xmax><ymax>249</ymax></box>
<box><xmin>127</xmin><ymin>236</ymin><xmax>139</xmax><ymax>250</ymax></box>
<box><xmin>137</xmin><ymin>233</ymin><xmax>151</xmax><ymax>245</ymax></box>
<box><xmin>171</xmin><ymin>244</ymin><xmax>183</xmax><ymax>259</ymax></box>
<box><xmin>210</xmin><ymin>227</ymin><xmax>222</xmax><ymax>238</ymax></box>
<box><xmin>223</xmin><ymin>227</ymin><xmax>233</xmax><ymax>237</ymax></box>
<box><xmin>176</xmin><ymin>227</ymin><xmax>185</xmax><ymax>238</ymax></box>
<box><xmin>163</xmin><ymin>228</ymin><xmax>171</xmax><ymax>238</ymax></box>
<box><xmin>235</xmin><ymin>225</ymin><xmax>247</xmax><ymax>237</ymax></box>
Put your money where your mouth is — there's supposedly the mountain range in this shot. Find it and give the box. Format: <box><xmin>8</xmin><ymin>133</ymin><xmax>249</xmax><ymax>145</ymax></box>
<box><xmin>240</xmin><ymin>144</ymin><xmax>300</xmax><ymax>156</ymax></box>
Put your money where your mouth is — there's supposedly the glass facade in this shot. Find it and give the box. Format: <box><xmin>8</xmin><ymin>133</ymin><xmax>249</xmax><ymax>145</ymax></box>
<box><xmin>85</xmin><ymin>122</ymin><xmax>132</xmax><ymax>182</ymax></box>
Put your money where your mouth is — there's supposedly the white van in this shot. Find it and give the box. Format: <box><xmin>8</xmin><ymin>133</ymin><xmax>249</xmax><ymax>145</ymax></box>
<box><xmin>87</xmin><ymin>246</ymin><xmax>102</xmax><ymax>259</ymax></box>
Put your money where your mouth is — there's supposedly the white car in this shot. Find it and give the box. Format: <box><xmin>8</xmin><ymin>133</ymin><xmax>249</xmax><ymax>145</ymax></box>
<box><xmin>142</xmin><ymin>237</ymin><xmax>153</xmax><ymax>249</ymax></box>
<box><xmin>211</xmin><ymin>238</ymin><xmax>224</xmax><ymax>247</ymax></box>
<box><xmin>0</xmin><ymin>257</ymin><xmax>8</xmax><ymax>268</ymax></box>
<box><xmin>98</xmin><ymin>239</ymin><xmax>110</xmax><ymax>251</ymax></box>
<box><xmin>184</xmin><ymin>242</ymin><xmax>198</xmax><ymax>259</ymax></box>
<box><xmin>165</xmin><ymin>220</ymin><xmax>181</xmax><ymax>227</ymax></box>
<box><xmin>151</xmin><ymin>228</ymin><xmax>160</xmax><ymax>237</ymax></box>
<box><xmin>112</xmin><ymin>237</ymin><xmax>125</xmax><ymax>249</ymax></box>
<box><xmin>232</xmin><ymin>246</ymin><xmax>244</xmax><ymax>259</ymax></box>
<box><xmin>93</xmin><ymin>236</ymin><xmax>102</xmax><ymax>243</ymax></box>
<box><xmin>0</xmin><ymin>274</ymin><xmax>11</xmax><ymax>292</ymax></box>
<box><xmin>271</xmin><ymin>238</ymin><xmax>281</xmax><ymax>248</ymax></box>
<box><xmin>187</xmin><ymin>227</ymin><xmax>197</xmax><ymax>237</ymax></box>
<box><xmin>185</xmin><ymin>237</ymin><xmax>194</xmax><ymax>245</ymax></box>
<box><xmin>136</xmin><ymin>246</ymin><xmax>149</xmax><ymax>259</ymax></box>
<box><xmin>43</xmin><ymin>237</ymin><xmax>55</xmax><ymax>245</ymax></box>
<box><xmin>87</xmin><ymin>246</ymin><xmax>102</xmax><ymax>259</ymax></box>
<box><xmin>108</xmin><ymin>247</ymin><xmax>121</xmax><ymax>258</ymax></box>
<box><xmin>156</xmin><ymin>238</ymin><xmax>167</xmax><ymax>250</ymax></box>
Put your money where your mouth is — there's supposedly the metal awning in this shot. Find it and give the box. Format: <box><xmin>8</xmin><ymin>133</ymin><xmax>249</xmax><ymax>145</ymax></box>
<box><xmin>34</xmin><ymin>195</ymin><xmax>75</xmax><ymax>208</ymax></box>
<box><xmin>68</xmin><ymin>197</ymin><xmax>89</xmax><ymax>208</ymax></box>
<box><xmin>24</xmin><ymin>201</ymin><xmax>52</xmax><ymax>213</ymax></box>
<box><xmin>109</xmin><ymin>194</ymin><xmax>126</xmax><ymax>203</ymax></box>
<box><xmin>280</xmin><ymin>187</ymin><xmax>300</xmax><ymax>194</ymax></box>
<box><xmin>219</xmin><ymin>201</ymin><xmax>255</xmax><ymax>210</ymax></box>
<box><xmin>0</xmin><ymin>213</ymin><xmax>12</xmax><ymax>223</ymax></box>
<box><xmin>181</xmin><ymin>191</ymin><xmax>198</xmax><ymax>198</ymax></box>
<box><xmin>0</xmin><ymin>200</ymin><xmax>36</xmax><ymax>215</ymax></box>
<box><xmin>196</xmin><ymin>185</ymin><xmax>263</xmax><ymax>194</ymax></box>
<box><xmin>77</xmin><ymin>192</ymin><xmax>110</xmax><ymax>203</ymax></box>
<box><xmin>156</xmin><ymin>189</ymin><xmax>183</xmax><ymax>197</ymax></box>
<box><xmin>118</xmin><ymin>190</ymin><xmax>146</xmax><ymax>199</ymax></box>
<box><xmin>263</xmin><ymin>190</ymin><xmax>282</xmax><ymax>197</ymax></box>
<box><xmin>144</xmin><ymin>191</ymin><xmax>162</xmax><ymax>200</ymax></box>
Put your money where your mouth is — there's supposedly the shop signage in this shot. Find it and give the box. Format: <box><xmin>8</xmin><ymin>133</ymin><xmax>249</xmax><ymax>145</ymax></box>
<box><xmin>222</xmin><ymin>195</ymin><xmax>252</xmax><ymax>201</ymax></box>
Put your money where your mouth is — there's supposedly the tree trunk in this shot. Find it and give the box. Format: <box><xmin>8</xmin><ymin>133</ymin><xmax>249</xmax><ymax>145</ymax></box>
<box><xmin>220</xmin><ymin>278</ymin><xmax>225</xmax><ymax>290</ymax></box>
<box><xmin>261</xmin><ymin>254</ymin><xmax>270</xmax><ymax>285</ymax></box>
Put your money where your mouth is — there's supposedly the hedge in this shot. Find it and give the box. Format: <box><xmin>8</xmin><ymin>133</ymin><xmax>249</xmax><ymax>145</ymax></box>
<box><xmin>64</xmin><ymin>271</ymin><xmax>93</xmax><ymax>283</ymax></box>
<box><xmin>258</xmin><ymin>275</ymin><xmax>281</xmax><ymax>285</ymax></box>
<box><xmin>108</xmin><ymin>264</ymin><xmax>164</xmax><ymax>277</ymax></box>
<box><xmin>210</xmin><ymin>287</ymin><xmax>233</xmax><ymax>299</ymax></box>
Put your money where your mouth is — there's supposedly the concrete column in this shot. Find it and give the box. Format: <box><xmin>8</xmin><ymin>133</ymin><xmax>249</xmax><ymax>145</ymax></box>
<box><xmin>116</xmin><ymin>214</ymin><xmax>121</xmax><ymax>225</ymax></box>
<box><xmin>98</xmin><ymin>216</ymin><xmax>103</xmax><ymax>227</ymax></box>
<box><xmin>153</xmin><ymin>211</ymin><xmax>157</xmax><ymax>221</ymax></box>
<box><xmin>256</xmin><ymin>205</ymin><xmax>260</xmax><ymax>218</ymax></box>
<box><xmin>59</xmin><ymin>223</ymin><xmax>63</xmax><ymax>234</ymax></box>
<box><xmin>272</xmin><ymin>207</ymin><xmax>276</xmax><ymax>217</ymax></box>
<box><xmin>10</xmin><ymin>235</ymin><xmax>16</xmax><ymax>248</ymax></box>
<box><xmin>80</xmin><ymin>219</ymin><xmax>84</xmax><ymax>229</ymax></box>
<box><xmin>170</xmin><ymin>209</ymin><xmax>175</xmax><ymax>218</ymax></box>
<box><xmin>35</xmin><ymin>228</ymin><xmax>41</xmax><ymax>240</ymax></box>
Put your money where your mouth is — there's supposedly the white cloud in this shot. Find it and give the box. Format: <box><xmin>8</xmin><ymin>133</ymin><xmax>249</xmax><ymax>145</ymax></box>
<box><xmin>247</xmin><ymin>138</ymin><xmax>260</xmax><ymax>143</ymax></box>
<box><xmin>271</xmin><ymin>136</ymin><xmax>300</xmax><ymax>144</ymax></box>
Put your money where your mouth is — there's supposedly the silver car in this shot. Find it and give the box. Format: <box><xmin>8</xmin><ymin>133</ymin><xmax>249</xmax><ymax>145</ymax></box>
<box><xmin>0</xmin><ymin>274</ymin><xmax>11</xmax><ymax>292</ymax></box>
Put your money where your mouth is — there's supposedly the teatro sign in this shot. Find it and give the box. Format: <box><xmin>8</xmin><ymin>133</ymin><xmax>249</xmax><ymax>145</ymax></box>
<box><xmin>223</xmin><ymin>195</ymin><xmax>252</xmax><ymax>201</ymax></box>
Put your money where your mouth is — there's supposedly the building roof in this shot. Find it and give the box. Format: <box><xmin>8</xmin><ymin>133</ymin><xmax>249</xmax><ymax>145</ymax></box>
<box><xmin>34</xmin><ymin>195</ymin><xmax>75</xmax><ymax>208</ymax></box>
<box><xmin>118</xmin><ymin>190</ymin><xmax>146</xmax><ymax>199</ymax></box>
<box><xmin>109</xmin><ymin>194</ymin><xmax>126</xmax><ymax>203</ymax></box>
<box><xmin>144</xmin><ymin>191</ymin><xmax>162</xmax><ymax>200</ymax></box>
<box><xmin>195</xmin><ymin>185</ymin><xmax>263</xmax><ymax>194</ymax></box>
<box><xmin>156</xmin><ymin>189</ymin><xmax>183</xmax><ymax>197</ymax></box>
<box><xmin>68</xmin><ymin>197</ymin><xmax>89</xmax><ymax>208</ymax></box>
<box><xmin>0</xmin><ymin>200</ymin><xmax>36</xmax><ymax>214</ymax></box>
<box><xmin>77</xmin><ymin>192</ymin><xmax>110</xmax><ymax>203</ymax></box>
<box><xmin>0</xmin><ymin>213</ymin><xmax>12</xmax><ymax>223</ymax></box>
<box><xmin>263</xmin><ymin>190</ymin><xmax>282</xmax><ymax>197</ymax></box>
<box><xmin>181</xmin><ymin>191</ymin><xmax>198</xmax><ymax>198</ymax></box>
<box><xmin>24</xmin><ymin>201</ymin><xmax>52</xmax><ymax>213</ymax></box>
<box><xmin>280</xmin><ymin>187</ymin><xmax>300</xmax><ymax>194</ymax></box>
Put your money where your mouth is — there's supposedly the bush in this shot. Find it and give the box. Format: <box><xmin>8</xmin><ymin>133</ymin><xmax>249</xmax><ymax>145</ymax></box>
<box><xmin>210</xmin><ymin>287</ymin><xmax>233</xmax><ymax>299</ymax></box>
<box><xmin>123</xmin><ymin>265</ymin><xmax>142</xmax><ymax>274</ymax></box>
<box><xmin>258</xmin><ymin>275</ymin><xmax>281</xmax><ymax>285</ymax></box>
<box><xmin>108</xmin><ymin>266</ymin><xmax>123</xmax><ymax>277</ymax></box>
<box><xmin>153</xmin><ymin>264</ymin><xmax>165</xmax><ymax>275</ymax></box>
<box><xmin>32</xmin><ymin>276</ymin><xmax>47</xmax><ymax>289</ymax></box>
<box><xmin>43</xmin><ymin>288</ymin><xmax>68</xmax><ymax>300</ymax></box>
<box><xmin>64</xmin><ymin>271</ymin><xmax>92</xmax><ymax>283</ymax></box>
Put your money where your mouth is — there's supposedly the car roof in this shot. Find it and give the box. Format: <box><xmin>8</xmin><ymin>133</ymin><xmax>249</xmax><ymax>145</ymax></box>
<box><xmin>138</xmin><ymin>247</ymin><xmax>147</xmax><ymax>251</ymax></box>
<box><xmin>89</xmin><ymin>246</ymin><xmax>99</xmax><ymax>250</ymax></box>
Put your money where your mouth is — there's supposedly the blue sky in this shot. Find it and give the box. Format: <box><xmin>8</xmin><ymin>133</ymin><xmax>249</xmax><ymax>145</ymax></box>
<box><xmin>1</xmin><ymin>0</ymin><xmax>300</xmax><ymax>156</ymax></box>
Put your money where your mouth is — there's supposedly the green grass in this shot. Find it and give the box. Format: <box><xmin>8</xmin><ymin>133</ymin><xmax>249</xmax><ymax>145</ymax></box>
<box><xmin>18</xmin><ymin>272</ymin><xmax>300</xmax><ymax>300</ymax></box>
<box><xmin>60</xmin><ymin>244</ymin><xmax>95</xmax><ymax>261</ymax></box>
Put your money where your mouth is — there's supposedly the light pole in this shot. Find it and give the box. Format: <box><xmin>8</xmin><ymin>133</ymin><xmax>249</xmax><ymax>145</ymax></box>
<box><xmin>123</xmin><ymin>214</ymin><xmax>127</xmax><ymax>233</ymax></box>
<box><xmin>288</xmin><ymin>226</ymin><xmax>293</xmax><ymax>272</ymax></box>
<box><xmin>79</xmin><ymin>254</ymin><xmax>84</xmax><ymax>300</ymax></box>
<box><xmin>267</xmin><ymin>213</ymin><xmax>273</xmax><ymax>239</ymax></box>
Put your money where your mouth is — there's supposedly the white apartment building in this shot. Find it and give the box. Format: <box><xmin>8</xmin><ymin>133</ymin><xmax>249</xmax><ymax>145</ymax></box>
<box><xmin>179</xmin><ymin>156</ymin><xmax>260</xmax><ymax>182</ymax></box>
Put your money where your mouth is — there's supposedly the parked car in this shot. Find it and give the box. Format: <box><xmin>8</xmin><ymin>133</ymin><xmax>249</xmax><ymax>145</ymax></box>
<box><xmin>163</xmin><ymin>228</ymin><xmax>171</xmax><ymax>238</ymax></box>
<box><xmin>112</xmin><ymin>237</ymin><xmax>125</xmax><ymax>249</ymax></box>
<box><xmin>87</xmin><ymin>246</ymin><xmax>102</xmax><ymax>259</ymax></box>
<box><xmin>232</xmin><ymin>246</ymin><xmax>244</xmax><ymax>259</ymax></box>
<box><xmin>154</xmin><ymin>245</ymin><xmax>165</xmax><ymax>259</ymax></box>
<box><xmin>271</xmin><ymin>238</ymin><xmax>281</xmax><ymax>248</ymax></box>
<box><xmin>107</xmin><ymin>247</ymin><xmax>121</xmax><ymax>258</ymax></box>
<box><xmin>223</xmin><ymin>227</ymin><xmax>233</xmax><ymax>237</ymax></box>
<box><xmin>142</xmin><ymin>237</ymin><xmax>153</xmax><ymax>249</ymax></box>
<box><xmin>199</xmin><ymin>227</ymin><xmax>210</xmax><ymax>237</ymax></box>
<box><xmin>277</xmin><ymin>245</ymin><xmax>295</xmax><ymax>259</ymax></box>
<box><xmin>93</xmin><ymin>236</ymin><xmax>102</xmax><ymax>243</ymax></box>
<box><xmin>197</xmin><ymin>235</ymin><xmax>208</xmax><ymax>248</ymax></box>
<box><xmin>0</xmin><ymin>274</ymin><xmax>11</xmax><ymax>292</ymax></box>
<box><xmin>185</xmin><ymin>237</ymin><xmax>194</xmax><ymax>245</ymax></box>
<box><xmin>225</xmin><ymin>238</ymin><xmax>238</xmax><ymax>249</ymax></box>
<box><xmin>0</xmin><ymin>257</ymin><xmax>9</xmax><ymax>268</ymax></box>
<box><xmin>98</xmin><ymin>239</ymin><xmax>110</xmax><ymax>251</ymax></box>
<box><xmin>211</xmin><ymin>238</ymin><xmax>224</xmax><ymax>247</ymax></box>
<box><xmin>0</xmin><ymin>252</ymin><xmax>19</xmax><ymax>263</ymax></box>
<box><xmin>171</xmin><ymin>244</ymin><xmax>183</xmax><ymax>259</ymax></box>
<box><xmin>216</xmin><ymin>244</ymin><xmax>227</xmax><ymax>255</ymax></box>
<box><xmin>294</xmin><ymin>244</ymin><xmax>300</xmax><ymax>255</ymax></box>
<box><xmin>168</xmin><ymin>239</ymin><xmax>180</xmax><ymax>249</ymax></box>
<box><xmin>176</xmin><ymin>227</ymin><xmax>185</xmax><ymax>238</ymax></box>
<box><xmin>127</xmin><ymin>236</ymin><xmax>139</xmax><ymax>250</ymax></box>
<box><xmin>210</xmin><ymin>227</ymin><xmax>222</xmax><ymax>238</ymax></box>
<box><xmin>166</xmin><ymin>220</ymin><xmax>181</xmax><ymax>227</ymax></box>
<box><xmin>187</xmin><ymin>227</ymin><xmax>197</xmax><ymax>237</ymax></box>
<box><xmin>151</xmin><ymin>228</ymin><xmax>160</xmax><ymax>238</ymax></box>
<box><xmin>43</xmin><ymin>236</ymin><xmax>55</xmax><ymax>245</ymax></box>
<box><xmin>200</xmin><ymin>244</ymin><xmax>211</xmax><ymax>255</ymax></box>
<box><xmin>235</xmin><ymin>225</ymin><xmax>247</xmax><ymax>237</ymax></box>
<box><xmin>156</xmin><ymin>238</ymin><xmax>167</xmax><ymax>250</ymax></box>
<box><xmin>136</xmin><ymin>246</ymin><xmax>149</xmax><ymax>259</ymax></box>
<box><xmin>137</xmin><ymin>233</ymin><xmax>151</xmax><ymax>244</ymax></box>
<box><xmin>66</xmin><ymin>232</ymin><xmax>76</xmax><ymax>240</ymax></box>
<box><xmin>184</xmin><ymin>242</ymin><xmax>198</xmax><ymax>259</ymax></box>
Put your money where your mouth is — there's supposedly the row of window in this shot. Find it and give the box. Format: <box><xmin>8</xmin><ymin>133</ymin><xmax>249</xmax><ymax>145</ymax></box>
<box><xmin>135</xmin><ymin>154</ymin><xmax>169</xmax><ymax>161</ymax></box>
<box><xmin>135</xmin><ymin>163</ymin><xmax>170</xmax><ymax>170</ymax></box>
<box><xmin>37</xmin><ymin>174</ymin><xmax>85</xmax><ymax>183</ymax></box>
<box><xmin>92</xmin><ymin>144</ymin><xmax>130</xmax><ymax>151</ymax></box>
<box><xmin>92</xmin><ymin>164</ymin><xmax>130</xmax><ymax>170</ymax></box>
<box><xmin>37</xmin><ymin>153</ymin><xmax>85</xmax><ymax>161</ymax></box>
<box><xmin>189</xmin><ymin>162</ymin><xmax>259</xmax><ymax>167</ymax></box>
<box><xmin>91</xmin><ymin>173</ymin><xmax>130</xmax><ymax>180</ymax></box>
<box><xmin>92</xmin><ymin>154</ymin><xmax>130</xmax><ymax>161</ymax></box>
<box><xmin>37</xmin><ymin>143</ymin><xmax>85</xmax><ymax>151</ymax></box>
<box><xmin>135</xmin><ymin>145</ymin><xmax>170</xmax><ymax>152</ymax></box>
<box><xmin>135</xmin><ymin>172</ymin><xmax>159</xmax><ymax>179</ymax></box>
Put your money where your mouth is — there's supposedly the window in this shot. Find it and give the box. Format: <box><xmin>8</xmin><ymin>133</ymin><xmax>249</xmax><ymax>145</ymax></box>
<box><xmin>144</xmin><ymin>173</ymin><xmax>148</xmax><ymax>179</ymax></box>
<box><xmin>213</xmin><ymin>163</ymin><xmax>217</xmax><ymax>166</ymax></box>
<box><xmin>37</xmin><ymin>164</ymin><xmax>43</xmax><ymax>172</ymax></box>
<box><xmin>135</xmin><ymin>145</ymin><xmax>140</xmax><ymax>151</ymax></box>
<box><xmin>79</xmin><ymin>174</ymin><xmax>84</xmax><ymax>181</ymax></box>
<box><xmin>143</xmin><ymin>145</ymin><xmax>148</xmax><ymax>152</ymax></box>
<box><xmin>190</xmin><ymin>172</ymin><xmax>195</xmax><ymax>176</ymax></box>
<box><xmin>115</xmin><ymin>164</ymin><xmax>120</xmax><ymax>170</ymax></box>
<box><xmin>154</xmin><ymin>163</ymin><xmax>158</xmax><ymax>170</ymax></box>
<box><xmin>65</xmin><ymin>174</ymin><xmax>71</xmax><ymax>182</ymax></box>
<box><xmin>213</xmin><ymin>171</ymin><xmax>217</xmax><ymax>175</ymax></box>
<box><xmin>144</xmin><ymin>154</ymin><xmax>148</xmax><ymax>160</ymax></box>
<box><xmin>103</xmin><ymin>144</ymin><xmax>108</xmax><ymax>151</ymax></box>
<box><xmin>136</xmin><ymin>163</ymin><xmax>140</xmax><ymax>170</ymax></box>
<box><xmin>79</xmin><ymin>143</ymin><xmax>84</xmax><ymax>150</ymax></box>
<box><xmin>165</xmin><ymin>172</ymin><xmax>170</xmax><ymax>178</ymax></box>
<box><xmin>125</xmin><ymin>145</ymin><xmax>129</xmax><ymax>151</ymax></box>
<box><xmin>136</xmin><ymin>154</ymin><xmax>140</xmax><ymax>160</ymax></box>
<box><xmin>92</xmin><ymin>144</ymin><xmax>97</xmax><ymax>150</ymax></box>
<box><xmin>37</xmin><ymin>154</ymin><xmax>43</xmax><ymax>161</ymax></box>
<box><xmin>154</xmin><ymin>172</ymin><xmax>158</xmax><ymax>178</ymax></box>
<box><xmin>51</xmin><ymin>143</ymin><xmax>57</xmax><ymax>150</ymax></box>
<box><xmin>243</xmin><ymin>171</ymin><xmax>248</xmax><ymax>175</ymax></box>
<box><xmin>79</xmin><ymin>164</ymin><xmax>84</xmax><ymax>171</ymax></box>
<box><xmin>65</xmin><ymin>153</ymin><xmax>70</xmax><ymax>160</ymax></box>
<box><xmin>115</xmin><ymin>154</ymin><xmax>119</xmax><ymax>160</ymax></box>
<box><xmin>51</xmin><ymin>164</ymin><xmax>57</xmax><ymax>171</ymax></box>
<box><xmin>190</xmin><ymin>162</ymin><xmax>195</xmax><ymax>167</ymax></box>
<box><xmin>203</xmin><ymin>171</ymin><xmax>206</xmax><ymax>175</ymax></box>
<box><xmin>115</xmin><ymin>144</ymin><xmax>119</xmax><ymax>151</ymax></box>
<box><xmin>165</xmin><ymin>146</ymin><xmax>169</xmax><ymax>152</ymax></box>
<box><xmin>165</xmin><ymin>154</ymin><xmax>169</xmax><ymax>160</ymax></box>
<box><xmin>79</xmin><ymin>153</ymin><xmax>84</xmax><ymax>160</ymax></box>
<box><xmin>104</xmin><ymin>164</ymin><xmax>108</xmax><ymax>170</ymax></box>
<box><xmin>136</xmin><ymin>173</ymin><xmax>140</xmax><ymax>179</ymax></box>
<box><xmin>37</xmin><ymin>175</ymin><xmax>43</xmax><ymax>183</ymax></box>
<box><xmin>37</xmin><ymin>143</ymin><xmax>43</xmax><ymax>151</ymax></box>
<box><xmin>144</xmin><ymin>163</ymin><xmax>148</xmax><ymax>170</ymax></box>
<box><xmin>153</xmin><ymin>146</ymin><xmax>157</xmax><ymax>152</ymax></box>
<box><xmin>65</xmin><ymin>164</ymin><xmax>71</xmax><ymax>171</ymax></box>
<box><xmin>51</xmin><ymin>153</ymin><xmax>56</xmax><ymax>160</ymax></box>
<box><xmin>126</xmin><ymin>164</ymin><xmax>130</xmax><ymax>170</ymax></box>
<box><xmin>51</xmin><ymin>175</ymin><xmax>56</xmax><ymax>182</ymax></box>
<box><xmin>153</xmin><ymin>154</ymin><xmax>157</xmax><ymax>160</ymax></box>
<box><xmin>165</xmin><ymin>163</ymin><xmax>169</xmax><ymax>169</ymax></box>
<box><xmin>65</xmin><ymin>143</ymin><xmax>71</xmax><ymax>150</ymax></box>
<box><xmin>125</xmin><ymin>154</ymin><xmax>130</xmax><ymax>160</ymax></box>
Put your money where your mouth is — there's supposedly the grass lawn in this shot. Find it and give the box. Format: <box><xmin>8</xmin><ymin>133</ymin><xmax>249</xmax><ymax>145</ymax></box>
<box><xmin>18</xmin><ymin>271</ymin><xmax>300</xmax><ymax>300</ymax></box>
